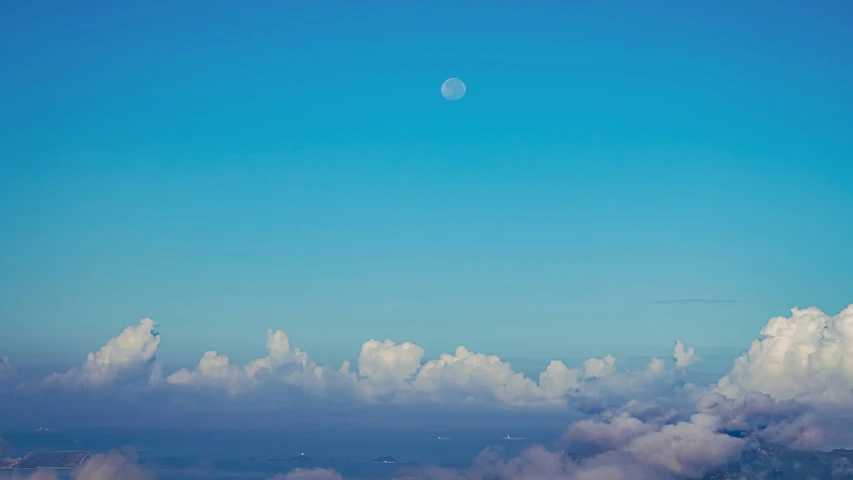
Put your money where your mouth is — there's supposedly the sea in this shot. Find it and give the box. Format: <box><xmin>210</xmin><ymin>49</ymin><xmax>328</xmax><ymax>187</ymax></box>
<box><xmin>0</xmin><ymin>427</ymin><xmax>564</xmax><ymax>479</ymax></box>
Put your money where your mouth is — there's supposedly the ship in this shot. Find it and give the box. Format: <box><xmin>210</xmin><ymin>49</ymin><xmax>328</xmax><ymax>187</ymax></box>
<box><xmin>501</xmin><ymin>435</ymin><xmax>525</xmax><ymax>441</ymax></box>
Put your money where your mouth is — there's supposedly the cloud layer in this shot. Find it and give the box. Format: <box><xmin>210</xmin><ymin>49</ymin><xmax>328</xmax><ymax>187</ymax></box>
<box><xmin>22</xmin><ymin>318</ymin><xmax>694</xmax><ymax>409</ymax></box>
<box><xmin>6</xmin><ymin>303</ymin><xmax>853</xmax><ymax>479</ymax></box>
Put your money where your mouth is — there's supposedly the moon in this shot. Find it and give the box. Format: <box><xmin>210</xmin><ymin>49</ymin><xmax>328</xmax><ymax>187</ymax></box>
<box><xmin>441</xmin><ymin>78</ymin><xmax>466</xmax><ymax>101</ymax></box>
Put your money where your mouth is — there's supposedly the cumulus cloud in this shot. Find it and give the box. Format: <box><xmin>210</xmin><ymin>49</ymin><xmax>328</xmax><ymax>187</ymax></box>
<box><xmin>43</xmin><ymin>319</ymin><xmax>160</xmax><ymax>388</ymax></box>
<box><xmin>15</xmin><ymin>303</ymin><xmax>853</xmax><ymax>479</ymax></box>
<box><xmin>673</xmin><ymin>339</ymin><xmax>700</xmax><ymax>369</ymax></box>
<box><xmin>716</xmin><ymin>305</ymin><xmax>853</xmax><ymax>404</ymax></box>
<box><xmin>166</xmin><ymin>330</ymin><xmax>326</xmax><ymax>395</ymax></box>
<box><xmin>409</xmin><ymin>346</ymin><xmax>544</xmax><ymax>406</ymax></box>
<box><xmin>625</xmin><ymin>413</ymin><xmax>744</xmax><ymax>478</ymax></box>
<box><xmin>34</xmin><ymin>316</ymin><xmax>691</xmax><ymax>409</ymax></box>
<box><xmin>556</xmin><ymin>400</ymin><xmax>741</xmax><ymax>478</ymax></box>
<box><xmin>154</xmin><ymin>323</ymin><xmax>679</xmax><ymax>408</ymax></box>
<box><xmin>562</xmin><ymin>412</ymin><xmax>659</xmax><ymax>452</ymax></box>
<box><xmin>348</xmin><ymin>339</ymin><xmax>424</xmax><ymax>400</ymax></box>
<box><xmin>425</xmin><ymin>425</ymin><xmax>741</xmax><ymax>480</ymax></box>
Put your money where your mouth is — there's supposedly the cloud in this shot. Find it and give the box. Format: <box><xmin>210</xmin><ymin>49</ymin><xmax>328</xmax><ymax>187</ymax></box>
<box><xmin>695</xmin><ymin>391</ymin><xmax>825</xmax><ymax>450</ymax></box>
<box><xmin>350</xmin><ymin>339</ymin><xmax>424</xmax><ymax>400</ymax></box>
<box><xmin>424</xmin><ymin>419</ymin><xmax>742</xmax><ymax>480</ymax></box>
<box><xmin>561</xmin><ymin>412</ymin><xmax>659</xmax><ymax>452</ymax></box>
<box><xmin>166</xmin><ymin>330</ymin><xmax>326</xmax><ymax>395</ymax></box>
<box><xmin>625</xmin><ymin>413</ymin><xmax>744</xmax><ymax>478</ymax></box>
<box><xmin>43</xmin><ymin>319</ymin><xmax>160</xmax><ymax>388</ymax></box>
<box><xmin>29</xmin><ymin>316</ymin><xmax>693</xmax><ymax>411</ymax></box>
<box><xmin>716</xmin><ymin>305</ymin><xmax>853</xmax><ymax>404</ymax></box>
<box><xmin>151</xmin><ymin>324</ymin><xmax>680</xmax><ymax>408</ymax></box>
<box><xmin>13</xmin><ymin>303</ymin><xmax>853</xmax><ymax>479</ymax></box>
<box><xmin>408</xmin><ymin>346</ymin><xmax>545</xmax><ymax>406</ymax></box>
<box><xmin>673</xmin><ymin>339</ymin><xmax>700</xmax><ymax>369</ymax></box>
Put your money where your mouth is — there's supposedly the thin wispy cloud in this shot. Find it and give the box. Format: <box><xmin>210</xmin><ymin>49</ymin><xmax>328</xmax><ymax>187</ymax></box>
<box><xmin>645</xmin><ymin>298</ymin><xmax>742</xmax><ymax>305</ymax></box>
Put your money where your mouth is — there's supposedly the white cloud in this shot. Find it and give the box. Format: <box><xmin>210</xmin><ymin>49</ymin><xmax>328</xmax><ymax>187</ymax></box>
<box><xmin>673</xmin><ymin>339</ymin><xmax>700</xmax><ymax>369</ymax></box>
<box><xmin>562</xmin><ymin>412</ymin><xmax>658</xmax><ymax>451</ymax></box>
<box><xmin>166</xmin><ymin>330</ymin><xmax>326</xmax><ymax>395</ymax></box>
<box><xmin>34</xmin><ymin>317</ymin><xmax>689</xmax><ymax>408</ymax></box>
<box><xmin>716</xmin><ymin>304</ymin><xmax>853</xmax><ymax>404</ymax></box>
<box><xmin>43</xmin><ymin>319</ymin><xmax>160</xmax><ymax>388</ymax></box>
<box><xmin>409</xmin><ymin>346</ymin><xmax>545</xmax><ymax>406</ymax></box>
<box><xmin>582</xmin><ymin>355</ymin><xmax>616</xmax><ymax>378</ymax></box>
<box><xmin>538</xmin><ymin>360</ymin><xmax>582</xmax><ymax>399</ymax></box>
<box><xmin>626</xmin><ymin>413</ymin><xmax>743</xmax><ymax>478</ymax></box>
<box><xmin>158</xmin><ymin>326</ymin><xmax>676</xmax><ymax>408</ymax></box>
<box><xmin>351</xmin><ymin>339</ymin><xmax>424</xmax><ymax>400</ymax></box>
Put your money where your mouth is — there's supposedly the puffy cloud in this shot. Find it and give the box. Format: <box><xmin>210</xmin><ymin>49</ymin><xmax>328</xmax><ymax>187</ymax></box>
<box><xmin>409</xmin><ymin>346</ymin><xmax>545</xmax><ymax>406</ymax></box>
<box><xmin>32</xmin><ymin>317</ymin><xmax>689</xmax><ymax>408</ymax></box>
<box><xmin>716</xmin><ymin>305</ymin><xmax>853</xmax><ymax>404</ymax></box>
<box><xmin>582</xmin><ymin>355</ymin><xmax>616</xmax><ymax>378</ymax></box>
<box><xmin>166</xmin><ymin>330</ymin><xmax>326</xmax><ymax>395</ymax></box>
<box><xmin>557</xmin><ymin>400</ymin><xmax>741</xmax><ymax>478</ymax></box>
<box><xmin>351</xmin><ymin>339</ymin><xmax>424</xmax><ymax>400</ymax></box>
<box><xmin>625</xmin><ymin>413</ymin><xmax>744</xmax><ymax>478</ymax></box>
<box><xmin>696</xmin><ymin>391</ymin><xmax>825</xmax><ymax>450</ymax></box>
<box><xmin>160</xmin><ymin>327</ymin><xmax>677</xmax><ymax>408</ymax></box>
<box><xmin>43</xmin><ymin>319</ymin><xmax>160</xmax><ymax>388</ymax></box>
<box><xmin>538</xmin><ymin>360</ymin><xmax>582</xmax><ymax>399</ymax></box>
<box><xmin>673</xmin><ymin>339</ymin><xmax>700</xmax><ymax>369</ymax></box>
<box><xmin>562</xmin><ymin>412</ymin><xmax>658</xmax><ymax>451</ymax></box>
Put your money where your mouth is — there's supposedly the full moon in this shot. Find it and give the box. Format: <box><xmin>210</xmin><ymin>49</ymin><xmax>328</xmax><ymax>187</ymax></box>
<box><xmin>441</xmin><ymin>78</ymin><xmax>466</xmax><ymax>101</ymax></box>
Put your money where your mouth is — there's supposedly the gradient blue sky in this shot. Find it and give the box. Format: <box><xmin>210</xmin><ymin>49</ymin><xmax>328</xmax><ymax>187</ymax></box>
<box><xmin>1</xmin><ymin>0</ymin><xmax>851</xmax><ymax>368</ymax></box>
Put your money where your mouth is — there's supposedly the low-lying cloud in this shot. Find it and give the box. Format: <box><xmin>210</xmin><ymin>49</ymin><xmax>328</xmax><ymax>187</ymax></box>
<box><xmin>42</xmin><ymin>319</ymin><xmax>160</xmax><ymax>388</ymax></box>
<box><xmin>6</xmin><ymin>304</ymin><xmax>853</xmax><ymax>479</ymax></box>
<box><xmin>19</xmin><ymin>319</ymin><xmax>695</xmax><ymax>409</ymax></box>
<box><xmin>716</xmin><ymin>305</ymin><xmax>853</xmax><ymax>405</ymax></box>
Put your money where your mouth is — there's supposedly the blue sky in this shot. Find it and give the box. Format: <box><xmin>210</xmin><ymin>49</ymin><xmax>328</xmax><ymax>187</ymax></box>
<box><xmin>1</xmin><ymin>0</ymin><xmax>852</xmax><ymax>369</ymax></box>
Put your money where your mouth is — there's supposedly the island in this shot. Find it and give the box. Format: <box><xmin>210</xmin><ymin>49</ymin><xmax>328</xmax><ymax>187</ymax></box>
<box><xmin>372</xmin><ymin>456</ymin><xmax>398</xmax><ymax>464</ymax></box>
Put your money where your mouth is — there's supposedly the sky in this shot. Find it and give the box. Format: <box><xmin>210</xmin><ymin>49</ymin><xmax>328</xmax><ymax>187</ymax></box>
<box><xmin>1</xmin><ymin>0</ymin><xmax>853</xmax><ymax>373</ymax></box>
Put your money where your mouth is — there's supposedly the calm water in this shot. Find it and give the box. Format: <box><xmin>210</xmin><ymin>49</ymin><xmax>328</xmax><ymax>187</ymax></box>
<box><xmin>1</xmin><ymin>427</ymin><xmax>563</xmax><ymax>479</ymax></box>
